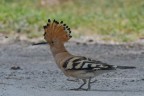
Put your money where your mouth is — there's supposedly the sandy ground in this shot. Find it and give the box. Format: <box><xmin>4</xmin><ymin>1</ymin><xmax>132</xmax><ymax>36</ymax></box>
<box><xmin>0</xmin><ymin>41</ymin><xmax>144</xmax><ymax>96</ymax></box>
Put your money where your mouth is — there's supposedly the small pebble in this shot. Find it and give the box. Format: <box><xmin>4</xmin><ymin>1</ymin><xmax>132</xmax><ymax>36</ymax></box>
<box><xmin>88</xmin><ymin>39</ymin><xmax>94</xmax><ymax>43</ymax></box>
<box><xmin>11</xmin><ymin>66</ymin><xmax>21</xmax><ymax>70</ymax></box>
<box><xmin>130</xmin><ymin>80</ymin><xmax>135</xmax><ymax>82</ymax></box>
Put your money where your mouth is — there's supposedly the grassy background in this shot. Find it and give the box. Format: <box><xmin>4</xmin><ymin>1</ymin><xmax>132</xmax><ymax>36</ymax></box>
<box><xmin>0</xmin><ymin>0</ymin><xmax>144</xmax><ymax>42</ymax></box>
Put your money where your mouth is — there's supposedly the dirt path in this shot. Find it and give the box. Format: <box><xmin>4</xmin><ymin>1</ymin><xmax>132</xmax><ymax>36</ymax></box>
<box><xmin>0</xmin><ymin>42</ymin><xmax>144</xmax><ymax>96</ymax></box>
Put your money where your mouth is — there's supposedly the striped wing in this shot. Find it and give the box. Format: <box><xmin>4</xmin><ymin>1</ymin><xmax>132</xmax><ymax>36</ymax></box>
<box><xmin>63</xmin><ymin>56</ymin><xmax>115</xmax><ymax>71</ymax></box>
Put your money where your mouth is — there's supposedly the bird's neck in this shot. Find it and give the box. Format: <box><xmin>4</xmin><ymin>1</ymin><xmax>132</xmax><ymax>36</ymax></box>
<box><xmin>50</xmin><ymin>43</ymin><xmax>67</xmax><ymax>56</ymax></box>
<box><xmin>50</xmin><ymin>43</ymin><xmax>73</xmax><ymax>68</ymax></box>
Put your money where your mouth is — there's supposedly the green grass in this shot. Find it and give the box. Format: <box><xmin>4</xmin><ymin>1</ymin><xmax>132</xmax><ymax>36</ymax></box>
<box><xmin>0</xmin><ymin>0</ymin><xmax>144</xmax><ymax>42</ymax></box>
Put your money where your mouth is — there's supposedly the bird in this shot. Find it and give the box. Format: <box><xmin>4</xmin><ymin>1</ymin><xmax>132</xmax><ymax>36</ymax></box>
<box><xmin>43</xmin><ymin>19</ymin><xmax>136</xmax><ymax>91</ymax></box>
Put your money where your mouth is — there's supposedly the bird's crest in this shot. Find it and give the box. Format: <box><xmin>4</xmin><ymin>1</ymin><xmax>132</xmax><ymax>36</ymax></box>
<box><xmin>43</xmin><ymin>19</ymin><xmax>72</xmax><ymax>43</ymax></box>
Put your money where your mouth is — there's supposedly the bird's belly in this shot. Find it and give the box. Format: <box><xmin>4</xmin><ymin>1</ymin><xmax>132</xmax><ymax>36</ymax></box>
<box><xmin>64</xmin><ymin>70</ymin><xmax>95</xmax><ymax>79</ymax></box>
<box><xmin>64</xmin><ymin>70</ymin><xmax>115</xmax><ymax>79</ymax></box>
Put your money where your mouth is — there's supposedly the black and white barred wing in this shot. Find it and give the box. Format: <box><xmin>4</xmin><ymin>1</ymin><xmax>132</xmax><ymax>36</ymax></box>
<box><xmin>63</xmin><ymin>56</ymin><xmax>115</xmax><ymax>71</ymax></box>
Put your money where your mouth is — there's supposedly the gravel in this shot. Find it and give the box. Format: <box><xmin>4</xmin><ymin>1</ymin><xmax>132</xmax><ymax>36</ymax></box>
<box><xmin>0</xmin><ymin>42</ymin><xmax>144</xmax><ymax>96</ymax></box>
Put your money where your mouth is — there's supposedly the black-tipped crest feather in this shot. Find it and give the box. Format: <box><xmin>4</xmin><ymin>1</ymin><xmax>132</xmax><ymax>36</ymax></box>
<box><xmin>43</xmin><ymin>19</ymin><xmax>72</xmax><ymax>43</ymax></box>
<box><xmin>48</xmin><ymin>19</ymin><xmax>51</xmax><ymax>23</ymax></box>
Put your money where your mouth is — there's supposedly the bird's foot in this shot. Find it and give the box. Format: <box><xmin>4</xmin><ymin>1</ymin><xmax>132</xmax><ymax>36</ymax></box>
<box><xmin>70</xmin><ymin>88</ymin><xmax>89</xmax><ymax>91</ymax></box>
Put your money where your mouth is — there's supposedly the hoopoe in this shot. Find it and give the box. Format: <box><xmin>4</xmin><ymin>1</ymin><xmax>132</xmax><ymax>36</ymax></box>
<box><xmin>43</xmin><ymin>19</ymin><xmax>136</xmax><ymax>91</ymax></box>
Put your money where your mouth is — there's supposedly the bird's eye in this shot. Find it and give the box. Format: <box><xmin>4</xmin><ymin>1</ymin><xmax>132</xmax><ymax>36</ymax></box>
<box><xmin>51</xmin><ymin>41</ymin><xmax>54</xmax><ymax>44</ymax></box>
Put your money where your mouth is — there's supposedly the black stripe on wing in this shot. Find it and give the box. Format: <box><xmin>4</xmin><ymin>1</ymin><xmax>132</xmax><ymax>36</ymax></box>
<box><xmin>63</xmin><ymin>57</ymin><xmax>74</xmax><ymax>68</ymax></box>
<box><xmin>63</xmin><ymin>56</ymin><xmax>115</xmax><ymax>70</ymax></box>
<box><xmin>63</xmin><ymin>56</ymin><xmax>87</xmax><ymax>70</ymax></box>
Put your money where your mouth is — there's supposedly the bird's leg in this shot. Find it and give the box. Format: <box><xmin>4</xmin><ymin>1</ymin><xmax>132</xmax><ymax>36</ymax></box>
<box><xmin>70</xmin><ymin>79</ymin><xmax>87</xmax><ymax>90</ymax></box>
<box><xmin>86</xmin><ymin>78</ymin><xmax>91</xmax><ymax>91</ymax></box>
<box><xmin>78</xmin><ymin>79</ymin><xmax>87</xmax><ymax>89</ymax></box>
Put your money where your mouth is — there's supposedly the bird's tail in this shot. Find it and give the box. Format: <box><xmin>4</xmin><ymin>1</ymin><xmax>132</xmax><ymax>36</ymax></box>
<box><xmin>113</xmin><ymin>65</ymin><xmax>136</xmax><ymax>69</ymax></box>
<box><xmin>43</xmin><ymin>19</ymin><xmax>72</xmax><ymax>43</ymax></box>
